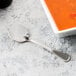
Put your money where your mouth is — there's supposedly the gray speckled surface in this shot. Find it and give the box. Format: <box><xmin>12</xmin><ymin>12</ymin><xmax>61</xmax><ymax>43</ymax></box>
<box><xmin>0</xmin><ymin>0</ymin><xmax>76</xmax><ymax>76</ymax></box>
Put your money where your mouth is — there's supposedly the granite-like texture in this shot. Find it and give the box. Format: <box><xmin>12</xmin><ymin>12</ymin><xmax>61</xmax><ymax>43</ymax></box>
<box><xmin>0</xmin><ymin>0</ymin><xmax>76</xmax><ymax>76</ymax></box>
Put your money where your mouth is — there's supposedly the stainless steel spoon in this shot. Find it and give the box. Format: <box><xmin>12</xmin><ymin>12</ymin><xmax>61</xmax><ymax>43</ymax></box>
<box><xmin>8</xmin><ymin>25</ymin><xmax>71</xmax><ymax>62</ymax></box>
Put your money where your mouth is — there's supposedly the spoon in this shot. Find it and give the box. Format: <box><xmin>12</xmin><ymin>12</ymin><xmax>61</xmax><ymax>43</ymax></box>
<box><xmin>8</xmin><ymin>25</ymin><xmax>71</xmax><ymax>62</ymax></box>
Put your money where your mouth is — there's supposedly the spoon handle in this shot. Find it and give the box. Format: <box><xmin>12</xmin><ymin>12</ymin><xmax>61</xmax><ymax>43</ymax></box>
<box><xmin>30</xmin><ymin>39</ymin><xmax>71</xmax><ymax>62</ymax></box>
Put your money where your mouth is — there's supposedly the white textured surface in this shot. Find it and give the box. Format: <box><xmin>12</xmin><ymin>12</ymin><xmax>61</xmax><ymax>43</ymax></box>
<box><xmin>0</xmin><ymin>0</ymin><xmax>76</xmax><ymax>76</ymax></box>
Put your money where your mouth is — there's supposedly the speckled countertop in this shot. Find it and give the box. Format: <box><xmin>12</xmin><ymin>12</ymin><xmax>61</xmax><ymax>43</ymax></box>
<box><xmin>0</xmin><ymin>0</ymin><xmax>76</xmax><ymax>76</ymax></box>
